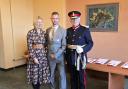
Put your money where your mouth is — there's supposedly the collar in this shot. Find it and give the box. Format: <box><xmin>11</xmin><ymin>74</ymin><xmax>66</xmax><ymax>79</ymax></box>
<box><xmin>53</xmin><ymin>25</ymin><xmax>59</xmax><ymax>29</ymax></box>
<box><xmin>72</xmin><ymin>24</ymin><xmax>80</xmax><ymax>30</ymax></box>
<box><xmin>34</xmin><ymin>28</ymin><xmax>43</xmax><ymax>34</ymax></box>
<box><xmin>52</xmin><ymin>25</ymin><xmax>59</xmax><ymax>32</ymax></box>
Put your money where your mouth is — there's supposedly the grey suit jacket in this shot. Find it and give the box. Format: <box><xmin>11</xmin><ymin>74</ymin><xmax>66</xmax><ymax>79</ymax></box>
<box><xmin>46</xmin><ymin>26</ymin><xmax>66</xmax><ymax>61</ymax></box>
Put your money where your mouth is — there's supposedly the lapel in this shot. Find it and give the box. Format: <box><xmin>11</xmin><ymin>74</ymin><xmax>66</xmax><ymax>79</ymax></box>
<box><xmin>54</xmin><ymin>26</ymin><xmax>61</xmax><ymax>36</ymax></box>
<box><xmin>47</xmin><ymin>26</ymin><xmax>62</xmax><ymax>41</ymax></box>
<box><xmin>46</xmin><ymin>27</ymin><xmax>52</xmax><ymax>41</ymax></box>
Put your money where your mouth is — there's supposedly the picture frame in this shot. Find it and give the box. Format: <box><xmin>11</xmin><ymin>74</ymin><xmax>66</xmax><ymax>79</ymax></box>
<box><xmin>86</xmin><ymin>3</ymin><xmax>119</xmax><ymax>32</ymax></box>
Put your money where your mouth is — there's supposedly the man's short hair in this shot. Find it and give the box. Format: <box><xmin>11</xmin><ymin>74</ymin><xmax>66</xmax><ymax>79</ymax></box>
<box><xmin>51</xmin><ymin>12</ymin><xmax>59</xmax><ymax>16</ymax></box>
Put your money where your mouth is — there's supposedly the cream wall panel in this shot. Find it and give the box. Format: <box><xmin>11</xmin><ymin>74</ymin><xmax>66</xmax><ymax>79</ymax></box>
<box><xmin>0</xmin><ymin>0</ymin><xmax>14</xmax><ymax>69</ymax></box>
<box><xmin>0</xmin><ymin>0</ymin><xmax>33</xmax><ymax>69</ymax></box>
<box><xmin>8</xmin><ymin>0</ymin><xmax>33</xmax><ymax>68</ymax></box>
<box><xmin>0</xmin><ymin>9</ymin><xmax>5</xmax><ymax>68</ymax></box>
<box><xmin>10</xmin><ymin>0</ymin><xmax>33</xmax><ymax>65</ymax></box>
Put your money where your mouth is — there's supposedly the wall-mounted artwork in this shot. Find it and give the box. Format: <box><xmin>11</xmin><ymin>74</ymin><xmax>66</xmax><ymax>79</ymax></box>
<box><xmin>86</xmin><ymin>3</ymin><xmax>119</xmax><ymax>32</ymax></box>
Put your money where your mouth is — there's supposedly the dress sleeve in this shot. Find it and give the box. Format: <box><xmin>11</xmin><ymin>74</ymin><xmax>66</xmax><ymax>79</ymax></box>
<box><xmin>27</xmin><ymin>32</ymin><xmax>37</xmax><ymax>61</ymax></box>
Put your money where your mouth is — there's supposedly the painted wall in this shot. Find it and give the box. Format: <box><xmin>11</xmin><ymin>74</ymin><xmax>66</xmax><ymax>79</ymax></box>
<box><xmin>0</xmin><ymin>9</ymin><xmax>5</xmax><ymax>68</ymax></box>
<box><xmin>33</xmin><ymin>0</ymin><xmax>66</xmax><ymax>29</ymax></box>
<box><xmin>0</xmin><ymin>0</ymin><xmax>33</xmax><ymax>69</ymax></box>
<box><xmin>10</xmin><ymin>0</ymin><xmax>33</xmax><ymax>67</ymax></box>
<box><xmin>66</xmin><ymin>0</ymin><xmax>128</xmax><ymax>61</ymax></box>
<box><xmin>0</xmin><ymin>0</ymin><xmax>14</xmax><ymax>68</ymax></box>
<box><xmin>0</xmin><ymin>0</ymin><xmax>128</xmax><ymax>68</ymax></box>
<box><xmin>0</xmin><ymin>0</ymin><xmax>66</xmax><ymax>69</ymax></box>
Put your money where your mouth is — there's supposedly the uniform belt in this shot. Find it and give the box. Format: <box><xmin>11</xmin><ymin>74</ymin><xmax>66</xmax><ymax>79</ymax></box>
<box><xmin>32</xmin><ymin>44</ymin><xmax>44</xmax><ymax>49</ymax></box>
<box><xmin>67</xmin><ymin>45</ymin><xmax>77</xmax><ymax>49</ymax></box>
<box><xmin>67</xmin><ymin>44</ymin><xmax>86</xmax><ymax>49</ymax></box>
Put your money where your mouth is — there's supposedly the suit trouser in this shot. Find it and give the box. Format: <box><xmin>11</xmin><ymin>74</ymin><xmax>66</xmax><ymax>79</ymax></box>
<box><xmin>69</xmin><ymin>65</ymin><xmax>85</xmax><ymax>89</ymax></box>
<box><xmin>49</xmin><ymin>60</ymin><xmax>67</xmax><ymax>89</ymax></box>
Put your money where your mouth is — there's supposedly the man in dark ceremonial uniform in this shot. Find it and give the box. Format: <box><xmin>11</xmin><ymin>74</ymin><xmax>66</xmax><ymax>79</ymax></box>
<box><xmin>66</xmin><ymin>11</ymin><xmax>93</xmax><ymax>89</ymax></box>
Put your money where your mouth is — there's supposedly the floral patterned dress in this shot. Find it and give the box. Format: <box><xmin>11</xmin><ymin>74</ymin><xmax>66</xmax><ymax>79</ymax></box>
<box><xmin>27</xmin><ymin>29</ymin><xmax>50</xmax><ymax>85</ymax></box>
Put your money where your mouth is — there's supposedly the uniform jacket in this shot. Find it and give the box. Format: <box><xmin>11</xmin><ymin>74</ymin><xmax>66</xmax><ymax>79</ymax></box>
<box><xmin>66</xmin><ymin>25</ymin><xmax>93</xmax><ymax>65</ymax></box>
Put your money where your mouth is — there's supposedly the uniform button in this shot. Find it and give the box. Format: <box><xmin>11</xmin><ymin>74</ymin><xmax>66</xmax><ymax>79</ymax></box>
<box><xmin>72</xmin><ymin>40</ymin><xmax>74</xmax><ymax>42</ymax></box>
<box><xmin>73</xmin><ymin>35</ymin><xmax>75</xmax><ymax>37</ymax></box>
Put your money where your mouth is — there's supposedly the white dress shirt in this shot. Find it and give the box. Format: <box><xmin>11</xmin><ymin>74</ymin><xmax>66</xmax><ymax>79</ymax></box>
<box><xmin>49</xmin><ymin>25</ymin><xmax>59</xmax><ymax>40</ymax></box>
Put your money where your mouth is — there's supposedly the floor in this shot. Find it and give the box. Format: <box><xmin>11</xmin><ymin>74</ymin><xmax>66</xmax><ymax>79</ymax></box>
<box><xmin>0</xmin><ymin>65</ymin><xmax>108</xmax><ymax>89</ymax></box>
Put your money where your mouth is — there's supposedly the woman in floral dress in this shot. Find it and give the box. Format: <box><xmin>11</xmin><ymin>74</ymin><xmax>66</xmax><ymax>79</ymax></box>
<box><xmin>27</xmin><ymin>17</ymin><xmax>50</xmax><ymax>89</ymax></box>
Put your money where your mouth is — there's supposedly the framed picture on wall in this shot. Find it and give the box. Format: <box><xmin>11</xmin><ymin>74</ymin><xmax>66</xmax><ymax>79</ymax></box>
<box><xmin>86</xmin><ymin>3</ymin><xmax>119</xmax><ymax>32</ymax></box>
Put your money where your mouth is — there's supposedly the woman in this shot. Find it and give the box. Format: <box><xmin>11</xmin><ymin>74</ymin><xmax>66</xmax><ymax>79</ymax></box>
<box><xmin>27</xmin><ymin>17</ymin><xmax>50</xmax><ymax>89</ymax></box>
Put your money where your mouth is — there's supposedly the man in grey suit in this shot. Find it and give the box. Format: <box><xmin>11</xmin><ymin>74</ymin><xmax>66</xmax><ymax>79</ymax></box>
<box><xmin>46</xmin><ymin>12</ymin><xmax>67</xmax><ymax>89</ymax></box>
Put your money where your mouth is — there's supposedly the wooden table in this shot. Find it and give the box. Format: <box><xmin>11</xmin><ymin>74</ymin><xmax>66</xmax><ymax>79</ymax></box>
<box><xmin>87</xmin><ymin>63</ymin><xmax>128</xmax><ymax>89</ymax></box>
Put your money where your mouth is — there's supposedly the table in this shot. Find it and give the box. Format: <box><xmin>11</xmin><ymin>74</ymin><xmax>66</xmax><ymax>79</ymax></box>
<box><xmin>87</xmin><ymin>63</ymin><xmax>128</xmax><ymax>89</ymax></box>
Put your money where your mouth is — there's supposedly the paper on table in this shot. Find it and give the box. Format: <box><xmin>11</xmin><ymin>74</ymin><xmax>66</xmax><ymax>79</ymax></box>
<box><xmin>107</xmin><ymin>60</ymin><xmax>122</xmax><ymax>66</ymax></box>
<box><xmin>88</xmin><ymin>58</ymin><xmax>97</xmax><ymax>63</ymax></box>
<box><xmin>121</xmin><ymin>62</ymin><xmax>128</xmax><ymax>68</ymax></box>
<box><xmin>95</xmin><ymin>58</ymin><xmax>109</xmax><ymax>64</ymax></box>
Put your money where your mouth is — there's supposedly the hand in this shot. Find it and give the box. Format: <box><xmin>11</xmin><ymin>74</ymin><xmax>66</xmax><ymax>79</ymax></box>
<box><xmin>50</xmin><ymin>53</ymin><xmax>55</xmax><ymax>60</ymax></box>
<box><xmin>34</xmin><ymin>58</ymin><xmax>39</xmax><ymax>64</ymax></box>
<box><xmin>76</xmin><ymin>46</ymin><xmax>83</xmax><ymax>54</ymax></box>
